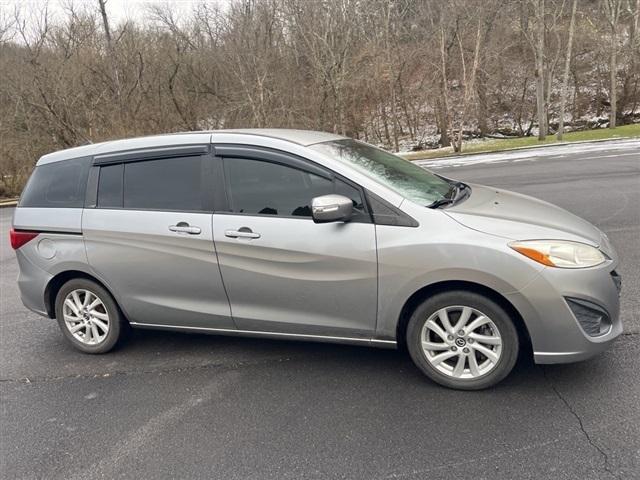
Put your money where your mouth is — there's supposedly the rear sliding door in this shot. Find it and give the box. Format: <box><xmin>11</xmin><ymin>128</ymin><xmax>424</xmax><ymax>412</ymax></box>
<box><xmin>82</xmin><ymin>147</ymin><xmax>234</xmax><ymax>329</ymax></box>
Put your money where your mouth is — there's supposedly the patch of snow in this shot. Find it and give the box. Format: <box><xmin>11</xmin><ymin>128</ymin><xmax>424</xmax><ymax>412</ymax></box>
<box><xmin>415</xmin><ymin>139</ymin><xmax>640</xmax><ymax>169</ymax></box>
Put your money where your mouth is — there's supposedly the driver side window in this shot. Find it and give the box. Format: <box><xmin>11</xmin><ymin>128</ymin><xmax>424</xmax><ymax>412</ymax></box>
<box><xmin>222</xmin><ymin>157</ymin><xmax>367</xmax><ymax>220</ymax></box>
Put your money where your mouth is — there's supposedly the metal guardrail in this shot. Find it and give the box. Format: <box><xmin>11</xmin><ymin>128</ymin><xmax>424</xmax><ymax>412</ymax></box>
<box><xmin>0</xmin><ymin>198</ymin><xmax>18</xmax><ymax>208</ymax></box>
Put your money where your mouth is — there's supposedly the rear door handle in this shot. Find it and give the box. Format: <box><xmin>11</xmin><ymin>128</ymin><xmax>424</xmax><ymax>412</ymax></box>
<box><xmin>169</xmin><ymin>223</ymin><xmax>201</xmax><ymax>235</ymax></box>
<box><xmin>225</xmin><ymin>227</ymin><xmax>261</xmax><ymax>239</ymax></box>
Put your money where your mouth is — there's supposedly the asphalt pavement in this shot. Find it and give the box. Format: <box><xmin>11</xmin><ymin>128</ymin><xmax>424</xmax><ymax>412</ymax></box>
<box><xmin>1</xmin><ymin>140</ymin><xmax>639</xmax><ymax>479</ymax></box>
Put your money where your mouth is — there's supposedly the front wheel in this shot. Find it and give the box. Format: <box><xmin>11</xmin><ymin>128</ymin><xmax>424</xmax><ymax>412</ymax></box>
<box><xmin>55</xmin><ymin>278</ymin><xmax>124</xmax><ymax>354</ymax></box>
<box><xmin>406</xmin><ymin>291</ymin><xmax>519</xmax><ymax>390</ymax></box>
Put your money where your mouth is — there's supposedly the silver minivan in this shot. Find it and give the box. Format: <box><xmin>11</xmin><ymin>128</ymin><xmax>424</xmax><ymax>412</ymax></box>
<box><xmin>11</xmin><ymin>129</ymin><xmax>622</xmax><ymax>389</ymax></box>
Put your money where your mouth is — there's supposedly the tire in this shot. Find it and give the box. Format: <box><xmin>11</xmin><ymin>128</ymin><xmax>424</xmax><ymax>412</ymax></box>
<box><xmin>406</xmin><ymin>290</ymin><xmax>519</xmax><ymax>390</ymax></box>
<box><xmin>55</xmin><ymin>278</ymin><xmax>124</xmax><ymax>354</ymax></box>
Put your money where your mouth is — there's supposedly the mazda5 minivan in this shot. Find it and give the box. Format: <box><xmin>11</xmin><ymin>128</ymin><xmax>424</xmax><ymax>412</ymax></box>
<box><xmin>11</xmin><ymin>129</ymin><xmax>622</xmax><ymax>389</ymax></box>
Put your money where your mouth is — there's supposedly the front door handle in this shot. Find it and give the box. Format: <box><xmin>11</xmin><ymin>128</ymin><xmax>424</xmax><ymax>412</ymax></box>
<box><xmin>225</xmin><ymin>227</ymin><xmax>261</xmax><ymax>239</ymax></box>
<box><xmin>169</xmin><ymin>222</ymin><xmax>201</xmax><ymax>235</ymax></box>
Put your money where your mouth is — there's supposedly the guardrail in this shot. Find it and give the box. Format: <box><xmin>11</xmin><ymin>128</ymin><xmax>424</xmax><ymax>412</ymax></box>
<box><xmin>0</xmin><ymin>198</ymin><xmax>18</xmax><ymax>208</ymax></box>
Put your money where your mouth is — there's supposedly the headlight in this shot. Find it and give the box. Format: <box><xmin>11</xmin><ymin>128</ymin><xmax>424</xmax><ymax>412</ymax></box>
<box><xmin>509</xmin><ymin>240</ymin><xmax>606</xmax><ymax>268</ymax></box>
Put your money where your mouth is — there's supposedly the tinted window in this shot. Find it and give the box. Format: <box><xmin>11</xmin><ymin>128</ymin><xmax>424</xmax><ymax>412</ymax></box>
<box><xmin>336</xmin><ymin>179</ymin><xmax>366</xmax><ymax>215</ymax></box>
<box><xmin>367</xmin><ymin>191</ymin><xmax>418</xmax><ymax>227</ymax></box>
<box><xmin>97</xmin><ymin>164</ymin><xmax>123</xmax><ymax>208</ymax></box>
<box><xmin>123</xmin><ymin>156</ymin><xmax>206</xmax><ymax>211</ymax></box>
<box><xmin>224</xmin><ymin>158</ymin><xmax>367</xmax><ymax>219</ymax></box>
<box><xmin>19</xmin><ymin>157</ymin><xmax>91</xmax><ymax>208</ymax></box>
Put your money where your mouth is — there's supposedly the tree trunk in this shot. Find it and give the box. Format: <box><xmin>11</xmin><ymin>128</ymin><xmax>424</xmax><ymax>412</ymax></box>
<box><xmin>438</xmin><ymin>26</ymin><xmax>453</xmax><ymax>149</ymax></box>
<box><xmin>610</xmin><ymin>30</ymin><xmax>618</xmax><ymax>128</ymax></box>
<box><xmin>477</xmin><ymin>68</ymin><xmax>489</xmax><ymax>136</ymax></box>
<box><xmin>557</xmin><ymin>0</ymin><xmax>577</xmax><ymax>141</ymax></box>
<box><xmin>535</xmin><ymin>0</ymin><xmax>547</xmax><ymax>140</ymax></box>
<box><xmin>476</xmin><ymin>6</ymin><xmax>497</xmax><ymax>137</ymax></box>
<box><xmin>436</xmin><ymin>99</ymin><xmax>450</xmax><ymax>147</ymax></box>
<box><xmin>455</xmin><ymin>22</ymin><xmax>482</xmax><ymax>153</ymax></box>
<box><xmin>380</xmin><ymin>103</ymin><xmax>391</xmax><ymax>146</ymax></box>
<box><xmin>384</xmin><ymin>1</ymin><xmax>400</xmax><ymax>152</ymax></box>
<box><xmin>98</xmin><ymin>0</ymin><xmax>122</xmax><ymax>127</ymax></box>
<box><xmin>603</xmin><ymin>0</ymin><xmax>622</xmax><ymax>128</ymax></box>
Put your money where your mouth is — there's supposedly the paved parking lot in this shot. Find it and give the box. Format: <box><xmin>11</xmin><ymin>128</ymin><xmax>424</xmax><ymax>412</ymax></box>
<box><xmin>1</xmin><ymin>141</ymin><xmax>639</xmax><ymax>479</ymax></box>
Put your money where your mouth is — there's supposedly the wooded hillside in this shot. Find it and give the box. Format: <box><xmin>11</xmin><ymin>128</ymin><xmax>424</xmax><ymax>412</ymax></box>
<box><xmin>1</xmin><ymin>0</ymin><xmax>639</xmax><ymax>195</ymax></box>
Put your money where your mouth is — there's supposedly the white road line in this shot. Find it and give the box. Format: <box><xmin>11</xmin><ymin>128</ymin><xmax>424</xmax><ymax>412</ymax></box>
<box><xmin>579</xmin><ymin>152</ymin><xmax>639</xmax><ymax>160</ymax></box>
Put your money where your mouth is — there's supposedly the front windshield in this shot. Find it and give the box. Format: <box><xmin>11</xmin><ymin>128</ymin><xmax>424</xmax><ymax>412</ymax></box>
<box><xmin>310</xmin><ymin>139</ymin><xmax>451</xmax><ymax>206</ymax></box>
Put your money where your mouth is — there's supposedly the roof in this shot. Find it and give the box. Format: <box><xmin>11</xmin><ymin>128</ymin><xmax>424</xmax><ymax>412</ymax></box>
<box><xmin>36</xmin><ymin>129</ymin><xmax>347</xmax><ymax>165</ymax></box>
<box><xmin>212</xmin><ymin>129</ymin><xmax>345</xmax><ymax>146</ymax></box>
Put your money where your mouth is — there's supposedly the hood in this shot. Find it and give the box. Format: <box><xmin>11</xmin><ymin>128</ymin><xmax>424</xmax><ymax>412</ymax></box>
<box><xmin>445</xmin><ymin>184</ymin><xmax>608</xmax><ymax>250</ymax></box>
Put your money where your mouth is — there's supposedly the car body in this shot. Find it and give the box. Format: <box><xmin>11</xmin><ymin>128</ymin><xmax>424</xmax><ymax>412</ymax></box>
<box><xmin>11</xmin><ymin>129</ymin><xmax>623</xmax><ymax>389</ymax></box>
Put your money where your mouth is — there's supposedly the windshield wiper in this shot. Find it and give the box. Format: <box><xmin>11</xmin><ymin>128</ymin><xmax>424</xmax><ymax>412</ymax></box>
<box><xmin>428</xmin><ymin>181</ymin><xmax>470</xmax><ymax>209</ymax></box>
<box><xmin>428</xmin><ymin>196</ymin><xmax>455</xmax><ymax>208</ymax></box>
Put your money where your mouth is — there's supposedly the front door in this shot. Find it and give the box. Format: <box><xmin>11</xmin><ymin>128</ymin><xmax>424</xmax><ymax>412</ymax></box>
<box><xmin>212</xmin><ymin>154</ymin><xmax>377</xmax><ymax>337</ymax></box>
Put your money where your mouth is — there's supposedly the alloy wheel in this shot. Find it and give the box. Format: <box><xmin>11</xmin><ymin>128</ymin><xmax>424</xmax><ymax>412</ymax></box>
<box><xmin>420</xmin><ymin>305</ymin><xmax>503</xmax><ymax>379</ymax></box>
<box><xmin>62</xmin><ymin>289</ymin><xmax>110</xmax><ymax>345</ymax></box>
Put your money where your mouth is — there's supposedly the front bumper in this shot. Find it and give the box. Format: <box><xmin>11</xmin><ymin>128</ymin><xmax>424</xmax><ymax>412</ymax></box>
<box><xmin>506</xmin><ymin>261</ymin><xmax>622</xmax><ymax>364</ymax></box>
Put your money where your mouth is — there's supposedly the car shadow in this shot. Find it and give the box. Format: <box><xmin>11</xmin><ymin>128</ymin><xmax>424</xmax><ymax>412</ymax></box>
<box><xmin>120</xmin><ymin>327</ymin><xmax>548</xmax><ymax>388</ymax></box>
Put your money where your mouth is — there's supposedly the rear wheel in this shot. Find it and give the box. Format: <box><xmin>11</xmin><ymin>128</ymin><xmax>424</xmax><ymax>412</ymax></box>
<box><xmin>406</xmin><ymin>290</ymin><xmax>519</xmax><ymax>390</ymax></box>
<box><xmin>55</xmin><ymin>278</ymin><xmax>124</xmax><ymax>354</ymax></box>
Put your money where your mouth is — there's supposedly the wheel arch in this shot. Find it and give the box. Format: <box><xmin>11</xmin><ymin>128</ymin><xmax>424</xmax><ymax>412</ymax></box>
<box><xmin>44</xmin><ymin>270</ymin><xmax>121</xmax><ymax>319</ymax></box>
<box><xmin>395</xmin><ymin>280</ymin><xmax>532</xmax><ymax>353</ymax></box>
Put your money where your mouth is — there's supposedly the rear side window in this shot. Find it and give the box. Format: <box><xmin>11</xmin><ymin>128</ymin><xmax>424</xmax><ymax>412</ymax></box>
<box><xmin>19</xmin><ymin>157</ymin><xmax>91</xmax><ymax>208</ymax></box>
<box><xmin>123</xmin><ymin>156</ymin><xmax>207</xmax><ymax>211</ymax></box>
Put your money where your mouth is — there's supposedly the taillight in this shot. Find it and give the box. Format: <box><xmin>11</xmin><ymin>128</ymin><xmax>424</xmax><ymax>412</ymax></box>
<box><xmin>9</xmin><ymin>228</ymin><xmax>39</xmax><ymax>250</ymax></box>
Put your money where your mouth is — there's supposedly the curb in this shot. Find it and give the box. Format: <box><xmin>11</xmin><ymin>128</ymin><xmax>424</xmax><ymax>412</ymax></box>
<box><xmin>402</xmin><ymin>135</ymin><xmax>638</xmax><ymax>161</ymax></box>
<box><xmin>0</xmin><ymin>199</ymin><xmax>18</xmax><ymax>209</ymax></box>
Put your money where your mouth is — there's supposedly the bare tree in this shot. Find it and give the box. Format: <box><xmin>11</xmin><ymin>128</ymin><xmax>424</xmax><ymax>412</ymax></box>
<box><xmin>383</xmin><ymin>0</ymin><xmax>400</xmax><ymax>152</ymax></box>
<box><xmin>0</xmin><ymin>4</ymin><xmax>16</xmax><ymax>45</ymax></box>
<box><xmin>0</xmin><ymin>0</ymin><xmax>638</xmax><ymax>197</ymax></box>
<box><xmin>603</xmin><ymin>0</ymin><xmax>623</xmax><ymax>128</ymax></box>
<box><xmin>618</xmin><ymin>0</ymin><xmax>640</xmax><ymax>118</ymax></box>
<box><xmin>452</xmin><ymin>19</ymin><xmax>483</xmax><ymax>152</ymax></box>
<box><xmin>475</xmin><ymin>1</ymin><xmax>501</xmax><ymax>137</ymax></box>
<box><xmin>557</xmin><ymin>0</ymin><xmax>577</xmax><ymax>140</ymax></box>
<box><xmin>97</xmin><ymin>0</ymin><xmax>121</xmax><ymax>106</ymax></box>
<box><xmin>534</xmin><ymin>0</ymin><xmax>548</xmax><ymax>139</ymax></box>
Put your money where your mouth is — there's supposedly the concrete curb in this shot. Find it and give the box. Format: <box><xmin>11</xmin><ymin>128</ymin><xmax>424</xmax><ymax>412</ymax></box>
<box><xmin>0</xmin><ymin>199</ymin><xmax>18</xmax><ymax>209</ymax></box>
<box><xmin>401</xmin><ymin>135</ymin><xmax>638</xmax><ymax>161</ymax></box>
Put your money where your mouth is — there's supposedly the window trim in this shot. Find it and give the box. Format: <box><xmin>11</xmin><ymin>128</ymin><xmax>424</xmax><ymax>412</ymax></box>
<box><xmin>93</xmin><ymin>145</ymin><xmax>210</xmax><ymax>165</ymax></box>
<box><xmin>214</xmin><ymin>144</ymin><xmax>330</xmax><ymax>179</ymax></box>
<box><xmin>84</xmin><ymin>165</ymin><xmax>100</xmax><ymax>208</ymax></box>
<box><xmin>214</xmin><ymin>145</ymin><xmax>372</xmax><ymax>223</ymax></box>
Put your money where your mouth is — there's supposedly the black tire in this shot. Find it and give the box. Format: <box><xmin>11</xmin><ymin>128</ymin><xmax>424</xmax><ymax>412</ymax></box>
<box><xmin>55</xmin><ymin>278</ymin><xmax>125</xmax><ymax>354</ymax></box>
<box><xmin>406</xmin><ymin>290</ymin><xmax>519</xmax><ymax>390</ymax></box>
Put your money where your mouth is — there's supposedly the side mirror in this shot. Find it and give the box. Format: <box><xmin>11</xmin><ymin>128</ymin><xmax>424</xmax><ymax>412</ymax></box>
<box><xmin>311</xmin><ymin>194</ymin><xmax>353</xmax><ymax>224</ymax></box>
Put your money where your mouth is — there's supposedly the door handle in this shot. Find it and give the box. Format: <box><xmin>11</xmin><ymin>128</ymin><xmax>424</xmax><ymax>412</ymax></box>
<box><xmin>225</xmin><ymin>227</ymin><xmax>261</xmax><ymax>239</ymax></box>
<box><xmin>169</xmin><ymin>223</ymin><xmax>201</xmax><ymax>235</ymax></box>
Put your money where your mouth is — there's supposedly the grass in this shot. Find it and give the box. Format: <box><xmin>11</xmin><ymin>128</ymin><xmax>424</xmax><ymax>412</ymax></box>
<box><xmin>401</xmin><ymin>123</ymin><xmax>640</xmax><ymax>160</ymax></box>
